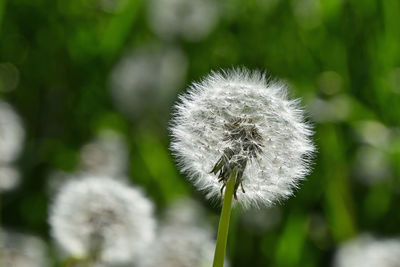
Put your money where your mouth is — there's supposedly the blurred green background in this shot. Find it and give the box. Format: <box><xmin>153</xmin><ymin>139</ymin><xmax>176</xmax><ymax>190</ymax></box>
<box><xmin>1</xmin><ymin>0</ymin><xmax>400</xmax><ymax>266</ymax></box>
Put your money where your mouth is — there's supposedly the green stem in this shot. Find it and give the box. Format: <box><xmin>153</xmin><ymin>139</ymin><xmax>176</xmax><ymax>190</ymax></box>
<box><xmin>213</xmin><ymin>169</ymin><xmax>237</xmax><ymax>267</ymax></box>
<box><xmin>62</xmin><ymin>256</ymin><xmax>90</xmax><ymax>267</ymax></box>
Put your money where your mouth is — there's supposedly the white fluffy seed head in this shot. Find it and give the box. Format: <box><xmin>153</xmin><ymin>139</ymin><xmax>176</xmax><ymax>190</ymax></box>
<box><xmin>0</xmin><ymin>165</ymin><xmax>20</xmax><ymax>192</ymax></box>
<box><xmin>147</xmin><ymin>0</ymin><xmax>218</xmax><ymax>41</ymax></box>
<box><xmin>109</xmin><ymin>46</ymin><xmax>187</xmax><ymax>118</ymax></box>
<box><xmin>79</xmin><ymin>129</ymin><xmax>129</xmax><ymax>177</ymax></box>
<box><xmin>139</xmin><ymin>223</ymin><xmax>216</xmax><ymax>267</ymax></box>
<box><xmin>49</xmin><ymin>176</ymin><xmax>156</xmax><ymax>265</ymax></box>
<box><xmin>0</xmin><ymin>101</ymin><xmax>25</xmax><ymax>163</ymax></box>
<box><xmin>1</xmin><ymin>229</ymin><xmax>49</xmax><ymax>267</ymax></box>
<box><xmin>333</xmin><ymin>234</ymin><xmax>400</xmax><ymax>267</ymax></box>
<box><xmin>170</xmin><ymin>68</ymin><xmax>315</xmax><ymax>209</ymax></box>
<box><xmin>138</xmin><ymin>199</ymin><xmax>227</xmax><ymax>267</ymax></box>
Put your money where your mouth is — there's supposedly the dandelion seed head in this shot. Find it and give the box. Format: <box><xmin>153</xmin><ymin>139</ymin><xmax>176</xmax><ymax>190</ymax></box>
<box><xmin>0</xmin><ymin>101</ymin><xmax>24</xmax><ymax>163</ymax></box>
<box><xmin>139</xmin><ymin>199</ymin><xmax>227</xmax><ymax>267</ymax></box>
<box><xmin>333</xmin><ymin>234</ymin><xmax>400</xmax><ymax>267</ymax></box>
<box><xmin>80</xmin><ymin>130</ymin><xmax>129</xmax><ymax>177</ymax></box>
<box><xmin>147</xmin><ymin>0</ymin><xmax>218</xmax><ymax>41</ymax></box>
<box><xmin>110</xmin><ymin>46</ymin><xmax>187</xmax><ymax>118</ymax></box>
<box><xmin>1</xmin><ymin>229</ymin><xmax>49</xmax><ymax>267</ymax></box>
<box><xmin>0</xmin><ymin>165</ymin><xmax>20</xmax><ymax>192</ymax></box>
<box><xmin>170</xmin><ymin>68</ymin><xmax>315</xmax><ymax>208</ymax></box>
<box><xmin>49</xmin><ymin>176</ymin><xmax>156</xmax><ymax>264</ymax></box>
<box><xmin>353</xmin><ymin>145</ymin><xmax>391</xmax><ymax>185</ymax></box>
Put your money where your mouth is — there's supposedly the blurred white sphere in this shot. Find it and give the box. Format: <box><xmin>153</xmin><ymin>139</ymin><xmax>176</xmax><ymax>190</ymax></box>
<box><xmin>50</xmin><ymin>176</ymin><xmax>156</xmax><ymax>265</ymax></box>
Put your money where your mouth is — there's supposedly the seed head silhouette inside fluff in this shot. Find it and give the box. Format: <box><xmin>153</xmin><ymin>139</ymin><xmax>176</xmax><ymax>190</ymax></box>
<box><xmin>170</xmin><ymin>69</ymin><xmax>315</xmax><ymax>208</ymax></box>
<box><xmin>49</xmin><ymin>176</ymin><xmax>156</xmax><ymax>265</ymax></box>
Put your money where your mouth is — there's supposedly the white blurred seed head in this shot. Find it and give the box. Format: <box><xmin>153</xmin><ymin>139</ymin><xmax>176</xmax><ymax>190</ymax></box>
<box><xmin>353</xmin><ymin>145</ymin><xmax>391</xmax><ymax>185</ymax></box>
<box><xmin>309</xmin><ymin>95</ymin><xmax>351</xmax><ymax>123</ymax></box>
<box><xmin>353</xmin><ymin>120</ymin><xmax>391</xmax><ymax>148</ymax></box>
<box><xmin>1</xmin><ymin>229</ymin><xmax>49</xmax><ymax>267</ymax></box>
<box><xmin>170</xmin><ymin>69</ymin><xmax>315</xmax><ymax>209</ymax></box>
<box><xmin>80</xmin><ymin>130</ymin><xmax>129</xmax><ymax>177</ymax></box>
<box><xmin>0</xmin><ymin>101</ymin><xmax>25</xmax><ymax>163</ymax></box>
<box><xmin>333</xmin><ymin>234</ymin><xmax>400</xmax><ymax>267</ymax></box>
<box><xmin>139</xmin><ymin>199</ymin><xmax>227</xmax><ymax>267</ymax></box>
<box><xmin>163</xmin><ymin>197</ymin><xmax>209</xmax><ymax>227</ymax></box>
<box><xmin>49</xmin><ymin>176</ymin><xmax>156</xmax><ymax>265</ymax></box>
<box><xmin>147</xmin><ymin>0</ymin><xmax>218</xmax><ymax>41</ymax></box>
<box><xmin>0</xmin><ymin>165</ymin><xmax>20</xmax><ymax>192</ymax></box>
<box><xmin>110</xmin><ymin>46</ymin><xmax>187</xmax><ymax>118</ymax></box>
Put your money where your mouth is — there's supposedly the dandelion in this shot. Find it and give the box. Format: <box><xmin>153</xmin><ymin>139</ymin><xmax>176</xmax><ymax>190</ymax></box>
<box><xmin>0</xmin><ymin>229</ymin><xmax>49</xmax><ymax>267</ymax></box>
<box><xmin>0</xmin><ymin>101</ymin><xmax>24</xmax><ymax>192</ymax></box>
<box><xmin>170</xmin><ymin>68</ymin><xmax>315</xmax><ymax>267</ymax></box>
<box><xmin>138</xmin><ymin>198</ymin><xmax>227</xmax><ymax>267</ymax></box>
<box><xmin>49</xmin><ymin>176</ymin><xmax>156</xmax><ymax>265</ymax></box>
<box><xmin>147</xmin><ymin>0</ymin><xmax>218</xmax><ymax>41</ymax></box>
<box><xmin>0</xmin><ymin>165</ymin><xmax>20</xmax><ymax>192</ymax></box>
<box><xmin>79</xmin><ymin>129</ymin><xmax>129</xmax><ymax>177</ymax></box>
<box><xmin>0</xmin><ymin>101</ymin><xmax>24</xmax><ymax>164</ymax></box>
<box><xmin>333</xmin><ymin>234</ymin><xmax>400</xmax><ymax>267</ymax></box>
<box><xmin>171</xmin><ymin>69</ymin><xmax>314</xmax><ymax>207</ymax></box>
<box><xmin>109</xmin><ymin>46</ymin><xmax>187</xmax><ymax>119</ymax></box>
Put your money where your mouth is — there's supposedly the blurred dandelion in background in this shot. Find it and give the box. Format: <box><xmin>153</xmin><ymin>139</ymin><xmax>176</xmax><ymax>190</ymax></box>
<box><xmin>0</xmin><ymin>165</ymin><xmax>20</xmax><ymax>192</ymax></box>
<box><xmin>79</xmin><ymin>129</ymin><xmax>129</xmax><ymax>177</ymax></box>
<box><xmin>351</xmin><ymin>120</ymin><xmax>395</xmax><ymax>185</ymax></box>
<box><xmin>353</xmin><ymin>145</ymin><xmax>392</xmax><ymax>185</ymax></box>
<box><xmin>309</xmin><ymin>95</ymin><xmax>352</xmax><ymax>123</ymax></box>
<box><xmin>0</xmin><ymin>101</ymin><xmax>24</xmax><ymax>192</ymax></box>
<box><xmin>49</xmin><ymin>176</ymin><xmax>156</xmax><ymax>265</ymax></box>
<box><xmin>0</xmin><ymin>101</ymin><xmax>24</xmax><ymax>163</ymax></box>
<box><xmin>0</xmin><ymin>229</ymin><xmax>49</xmax><ymax>267</ymax></box>
<box><xmin>47</xmin><ymin>129</ymin><xmax>129</xmax><ymax>196</ymax></box>
<box><xmin>333</xmin><ymin>234</ymin><xmax>400</xmax><ymax>267</ymax></box>
<box><xmin>147</xmin><ymin>0</ymin><xmax>218</xmax><ymax>41</ymax></box>
<box><xmin>139</xmin><ymin>198</ymin><xmax>228</xmax><ymax>267</ymax></box>
<box><xmin>170</xmin><ymin>68</ymin><xmax>315</xmax><ymax>208</ymax></box>
<box><xmin>309</xmin><ymin>71</ymin><xmax>352</xmax><ymax>123</ymax></box>
<box><xmin>353</xmin><ymin>120</ymin><xmax>392</xmax><ymax>148</ymax></box>
<box><xmin>161</xmin><ymin>198</ymin><xmax>204</xmax><ymax>225</ymax></box>
<box><xmin>109</xmin><ymin>46</ymin><xmax>187</xmax><ymax>120</ymax></box>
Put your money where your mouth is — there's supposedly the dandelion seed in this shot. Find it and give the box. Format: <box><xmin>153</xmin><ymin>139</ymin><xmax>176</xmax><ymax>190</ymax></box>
<box><xmin>333</xmin><ymin>234</ymin><xmax>400</xmax><ymax>267</ymax></box>
<box><xmin>170</xmin><ymin>68</ymin><xmax>315</xmax><ymax>209</ymax></box>
<box><xmin>49</xmin><ymin>176</ymin><xmax>156</xmax><ymax>265</ymax></box>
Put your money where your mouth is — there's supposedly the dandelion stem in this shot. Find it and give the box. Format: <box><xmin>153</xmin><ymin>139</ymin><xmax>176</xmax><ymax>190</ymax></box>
<box><xmin>62</xmin><ymin>256</ymin><xmax>88</xmax><ymax>267</ymax></box>
<box><xmin>213</xmin><ymin>169</ymin><xmax>237</xmax><ymax>267</ymax></box>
